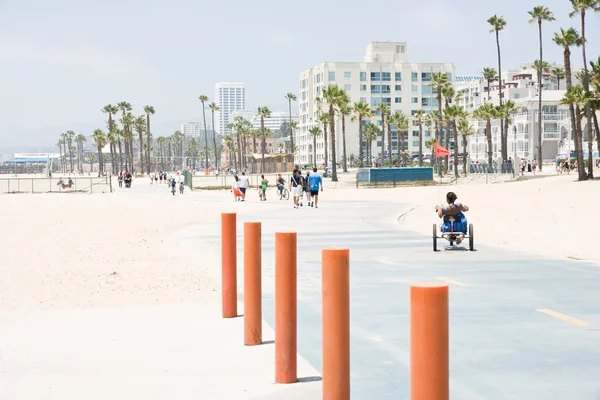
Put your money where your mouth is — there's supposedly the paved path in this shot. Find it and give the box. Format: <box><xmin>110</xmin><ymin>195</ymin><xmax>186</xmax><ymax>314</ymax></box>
<box><xmin>191</xmin><ymin>190</ymin><xmax>600</xmax><ymax>399</ymax></box>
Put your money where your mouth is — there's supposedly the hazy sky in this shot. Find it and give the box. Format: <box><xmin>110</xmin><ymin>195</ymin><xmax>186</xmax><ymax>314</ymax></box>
<box><xmin>0</xmin><ymin>0</ymin><xmax>598</xmax><ymax>156</ymax></box>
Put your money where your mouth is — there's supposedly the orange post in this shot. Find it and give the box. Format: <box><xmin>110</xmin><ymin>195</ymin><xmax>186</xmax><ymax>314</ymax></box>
<box><xmin>221</xmin><ymin>213</ymin><xmax>237</xmax><ymax>318</ymax></box>
<box><xmin>275</xmin><ymin>232</ymin><xmax>297</xmax><ymax>383</ymax></box>
<box><xmin>322</xmin><ymin>248</ymin><xmax>350</xmax><ymax>400</ymax></box>
<box><xmin>410</xmin><ymin>283</ymin><xmax>449</xmax><ymax>400</ymax></box>
<box><xmin>244</xmin><ymin>222</ymin><xmax>262</xmax><ymax>345</ymax></box>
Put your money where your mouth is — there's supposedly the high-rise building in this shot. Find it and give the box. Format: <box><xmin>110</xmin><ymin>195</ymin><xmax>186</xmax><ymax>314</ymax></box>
<box><xmin>297</xmin><ymin>42</ymin><xmax>455</xmax><ymax>166</ymax></box>
<box><xmin>215</xmin><ymin>82</ymin><xmax>246</xmax><ymax>136</ymax></box>
<box><xmin>180</xmin><ymin>121</ymin><xmax>205</xmax><ymax>138</ymax></box>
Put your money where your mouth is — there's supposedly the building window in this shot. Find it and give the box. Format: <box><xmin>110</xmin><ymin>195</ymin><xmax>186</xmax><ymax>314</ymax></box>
<box><xmin>328</xmin><ymin>72</ymin><xmax>335</xmax><ymax>81</ymax></box>
<box><xmin>422</xmin><ymin>85</ymin><xmax>434</xmax><ymax>95</ymax></box>
<box><xmin>395</xmin><ymin>85</ymin><xmax>402</xmax><ymax>91</ymax></box>
<box><xmin>360</xmin><ymin>97</ymin><xmax>367</xmax><ymax>103</ymax></box>
<box><xmin>514</xmin><ymin>93</ymin><xmax>520</xmax><ymax>99</ymax></box>
<box><xmin>371</xmin><ymin>98</ymin><xmax>382</xmax><ymax>107</ymax></box>
<box><xmin>421</xmin><ymin>72</ymin><xmax>432</xmax><ymax>82</ymax></box>
<box><xmin>360</xmin><ymin>72</ymin><xmax>367</xmax><ymax>81</ymax></box>
<box><xmin>413</xmin><ymin>141</ymin><xmax>420</xmax><ymax>147</ymax></box>
<box><xmin>360</xmin><ymin>84</ymin><xmax>367</xmax><ymax>91</ymax></box>
<box><xmin>382</xmin><ymin>97</ymin><xmax>392</xmax><ymax>104</ymax></box>
<box><xmin>411</xmin><ymin>85</ymin><xmax>418</xmax><ymax>92</ymax></box>
<box><xmin>382</xmin><ymin>72</ymin><xmax>391</xmax><ymax>81</ymax></box>
<box><xmin>382</xmin><ymin>85</ymin><xmax>391</xmax><ymax>94</ymax></box>
<box><xmin>446</xmin><ymin>73</ymin><xmax>453</xmax><ymax>81</ymax></box>
<box><xmin>344</xmin><ymin>71</ymin><xmax>351</xmax><ymax>78</ymax></box>
<box><xmin>395</xmin><ymin>97</ymin><xmax>402</xmax><ymax>103</ymax></box>
<box><xmin>411</xmin><ymin>110</ymin><xmax>419</xmax><ymax>116</ymax></box>
<box><xmin>371</xmin><ymin>72</ymin><xmax>381</xmax><ymax>81</ymax></box>
<box><xmin>411</xmin><ymin>97</ymin><xmax>419</xmax><ymax>104</ymax></box>
<box><xmin>412</xmin><ymin>131</ymin><xmax>419</xmax><ymax>137</ymax></box>
<box><xmin>395</xmin><ymin>72</ymin><xmax>402</xmax><ymax>81</ymax></box>
<box><xmin>344</xmin><ymin>84</ymin><xmax>352</xmax><ymax>91</ymax></box>
<box><xmin>371</xmin><ymin>85</ymin><xmax>381</xmax><ymax>94</ymax></box>
<box><xmin>411</xmin><ymin>72</ymin><xmax>418</xmax><ymax>82</ymax></box>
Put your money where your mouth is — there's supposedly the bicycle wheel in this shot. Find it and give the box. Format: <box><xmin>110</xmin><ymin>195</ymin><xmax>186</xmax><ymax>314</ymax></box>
<box><xmin>283</xmin><ymin>189</ymin><xmax>290</xmax><ymax>200</ymax></box>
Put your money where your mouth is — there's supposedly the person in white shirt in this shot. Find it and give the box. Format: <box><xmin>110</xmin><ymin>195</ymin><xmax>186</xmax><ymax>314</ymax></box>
<box><xmin>238</xmin><ymin>171</ymin><xmax>249</xmax><ymax>201</ymax></box>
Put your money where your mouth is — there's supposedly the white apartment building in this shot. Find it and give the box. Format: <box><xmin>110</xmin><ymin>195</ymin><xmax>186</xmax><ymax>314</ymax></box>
<box><xmin>297</xmin><ymin>42</ymin><xmax>455</xmax><ymax>166</ymax></box>
<box><xmin>215</xmin><ymin>82</ymin><xmax>246</xmax><ymax>136</ymax></box>
<box><xmin>228</xmin><ymin>110</ymin><xmax>298</xmax><ymax>134</ymax></box>
<box><xmin>180</xmin><ymin>121</ymin><xmax>205</xmax><ymax>138</ymax></box>
<box><xmin>457</xmin><ymin>63</ymin><xmax>584</xmax><ymax>162</ymax></box>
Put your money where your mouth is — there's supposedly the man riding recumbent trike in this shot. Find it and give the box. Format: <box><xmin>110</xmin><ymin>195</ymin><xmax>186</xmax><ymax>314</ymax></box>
<box><xmin>432</xmin><ymin>191</ymin><xmax>474</xmax><ymax>251</ymax></box>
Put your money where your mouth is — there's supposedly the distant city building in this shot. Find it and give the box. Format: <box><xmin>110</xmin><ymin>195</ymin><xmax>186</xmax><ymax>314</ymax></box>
<box><xmin>297</xmin><ymin>42</ymin><xmax>455</xmax><ymax>166</ymax></box>
<box><xmin>180</xmin><ymin>121</ymin><xmax>207</xmax><ymax>138</ymax></box>
<box><xmin>251</xmin><ymin>111</ymin><xmax>298</xmax><ymax>133</ymax></box>
<box><xmin>228</xmin><ymin>109</ymin><xmax>255</xmax><ymax>127</ymax></box>
<box><xmin>215</xmin><ymin>82</ymin><xmax>246</xmax><ymax>136</ymax></box>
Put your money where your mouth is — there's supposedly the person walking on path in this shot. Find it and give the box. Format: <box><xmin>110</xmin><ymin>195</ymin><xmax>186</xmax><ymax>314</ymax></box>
<box><xmin>239</xmin><ymin>171</ymin><xmax>249</xmax><ymax>201</ymax></box>
<box><xmin>259</xmin><ymin>174</ymin><xmax>269</xmax><ymax>201</ymax></box>
<box><xmin>289</xmin><ymin>169</ymin><xmax>303</xmax><ymax>209</ymax></box>
<box><xmin>307</xmin><ymin>167</ymin><xmax>323</xmax><ymax>208</ymax></box>
<box><xmin>304</xmin><ymin>171</ymin><xmax>312</xmax><ymax>207</ymax></box>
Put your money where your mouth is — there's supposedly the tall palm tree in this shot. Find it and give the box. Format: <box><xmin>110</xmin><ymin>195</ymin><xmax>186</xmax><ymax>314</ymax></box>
<box><xmin>529</xmin><ymin>6</ymin><xmax>555</xmax><ymax>171</ymax></box>
<box><xmin>102</xmin><ymin>104</ymin><xmax>119</xmax><ymax>174</ymax></box>
<box><xmin>308</xmin><ymin>126</ymin><xmax>322</xmax><ymax>168</ymax></box>
<box><xmin>488</xmin><ymin>14</ymin><xmax>507</xmax><ymax>168</ymax></box>
<box><xmin>413</xmin><ymin>110</ymin><xmax>427</xmax><ymax>166</ymax></box>
<box><xmin>501</xmin><ymin>100</ymin><xmax>519</xmax><ymax>159</ymax></box>
<box><xmin>444</xmin><ymin>105</ymin><xmax>467</xmax><ymax>178</ymax></box>
<box><xmin>570</xmin><ymin>0</ymin><xmax>599</xmax><ymax>178</ymax></box>
<box><xmin>337</xmin><ymin>93</ymin><xmax>351</xmax><ymax>173</ymax></box>
<box><xmin>554</xmin><ymin>27</ymin><xmax>583</xmax><ymax>172</ymax></box>
<box><xmin>198</xmin><ymin>95</ymin><xmax>209</xmax><ymax>170</ymax></box>
<box><xmin>56</xmin><ymin>138</ymin><xmax>63</xmax><ymax>173</ymax></box>
<box><xmin>560</xmin><ymin>85</ymin><xmax>588</xmax><ymax>180</ymax></box>
<box><xmin>134</xmin><ymin>115</ymin><xmax>146</xmax><ymax>173</ymax></box>
<box><xmin>397</xmin><ymin>113</ymin><xmax>410</xmax><ymax>167</ymax></box>
<box><xmin>363</xmin><ymin>122</ymin><xmax>380</xmax><ymax>166</ymax></box>
<box><xmin>285</xmin><ymin>93</ymin><xmax>297</xmax><ymax>156</ymax></box>
<box><xmin>387</xmin><ymin>112</ymin><xmax>400</xmax><ymax>167</ymax></box>
<box><xmin>457</xmin><ymin>119</ymin><xmax>476</xmax><ymax>175</ymax></box>
<box><xmin>551</xmin><ymin>66</ymin><xmax>566</xmax><ymax>89</ymax></box>
<box><xmin>589</xmin><ymin>58</ymin><xmax>600</xmax><ymax>157</ymax></box>
<box><xmin>473</xmin><ymin>103</ymin><xmax>500</xmax><ymax>167</ymax></box>
<box><xmin>65</xmin><ymin>131</ymin><xmax>75</xmax><ymax>172</ymax></box>
<box><xmin>351</xmin><ymin>101</ymin><xmax>372</xmax><ymax>168</ymax></box>
<box><xmin>209</xmin><ymin>103</ymin><xmax>220</xmax><ymax>169</ymax></box>
<box><xmin>144</xmin><ymin>105</ymin><xmax>155</xmax><ymax>173</ymax></box>
<box><xmin>376</xmin><ymin>103</ymin><xmax>391</xmax><ymax>166</ymax></box>
<box><xmin>75</xmin><ymin>133</ymin><xmax>87</xmax><ymax>173</ymax></box>
<box><xmin>92</xmin><ymin>129</ymin><xmax>106</xmax><ymax>177</ymax></box>
<box><xmin>117</xmin><ymin>102</ymin><xmax>133</xmax><ymax>169</ymax></box>
<box><xmin>426</xmin><ymin>112</ymin><xmax>441</xmax><ymax>174</ymax></box>
<box><xmin>430</xmin><ymin>72</ymin><xmax>450</xmax><ymax>171</ymax></box>
<box><xmin>257</xmin><ymin>106</ymin><xmax>272</xmax><ymax>173</ymax></box>
<box><xmin>323</xmin><ymin>85</ymin><xmax>345</xmax><ymax>181</ymax></box>
<box><xmin>318</xmin><ymin>113</ymin><xmax>330</xmax><ymax>169</ymax></box>
<box><xmin>482</xmin><ymin>67</ymin><xmax>498</xmax><ymax>100</ymax></box>
<box><xmin>287</xmin><ymin>120</ymin><xmax>298</xmax><ymax>153</ymax></box>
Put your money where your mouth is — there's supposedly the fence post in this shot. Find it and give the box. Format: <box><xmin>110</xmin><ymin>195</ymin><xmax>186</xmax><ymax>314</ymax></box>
<box><xmin>90</xmin><ymin>178</ymin><xmax>93</xmax><ymax>194</ymax></box>
<box><xmin>31</xmin><ymin>179</ymin><xmax>34</xmax><ymax>193</ymax></box>
<box><xmin>221</xmin><ymin>213</ymin><xmax>238</xmax><ymax>318</ymax></box>
<box><xmin>410</xmin><ymin>283</ymin><xmax>449</xmax><ymax>400</ymax></box>
<box><xmin>17</xmin><ymin>179</ymin><xmax>20</xmax><ymax>193</ymax></box>
<box><xmin>244</xmin><ymin>222</ymin><xmax>262</xmax><ymax>346</ymax></box>
<box><xmin>275</xmin><ymin>232</ymin><xmax>297</xmax><ymax>384</ymax></box>
<box><xmin>322</xmin><ymin>248</ymin><xmax>350</xmax><ymax>400</ymax></box>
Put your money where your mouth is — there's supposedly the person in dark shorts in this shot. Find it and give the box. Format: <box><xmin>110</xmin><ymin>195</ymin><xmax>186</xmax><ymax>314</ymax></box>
<box><xmin>307</xmin><ymin>167</ymin><xmax>323</xmax><ymax>208</ymax></box>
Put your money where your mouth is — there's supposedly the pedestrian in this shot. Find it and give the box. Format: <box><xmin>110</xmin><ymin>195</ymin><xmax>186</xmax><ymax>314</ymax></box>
<box><xmin>307</xmin><ymin>167</ymin><xmax>323</xmax><ymax>208</ymax></box>
<box><xmin>304</xmin><ymin>171</ymin><xmax>312</xmax><ymax>207</ymax></box>
<box><xmin>239</xmin><ymin>171</ymin><xmax>249</xmax><ymax>201</ymax></box>
<box><xmin>289</xmin><ymin>169</ymin><xmax>303</xmax><ymax>209</ymax></box>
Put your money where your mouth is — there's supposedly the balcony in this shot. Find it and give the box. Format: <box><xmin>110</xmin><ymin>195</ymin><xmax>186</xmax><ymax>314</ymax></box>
<box><xmin>543</xmin><ymin>132</ymin><xmax>560</xmax><ymax>140</ymax></box>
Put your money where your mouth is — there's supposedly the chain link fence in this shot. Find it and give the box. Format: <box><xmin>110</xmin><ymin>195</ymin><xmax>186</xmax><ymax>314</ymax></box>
<box><xmin>0</xmin><ymin>176</ymin><xmax>112</xmax><ymax>194</ymax></box>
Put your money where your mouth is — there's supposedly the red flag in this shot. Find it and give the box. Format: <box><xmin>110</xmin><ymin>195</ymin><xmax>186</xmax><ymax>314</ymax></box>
<box><xmin>434</xmin><ymin>143</ymin><xmax>451</xmax><ymax>157</ymax></box>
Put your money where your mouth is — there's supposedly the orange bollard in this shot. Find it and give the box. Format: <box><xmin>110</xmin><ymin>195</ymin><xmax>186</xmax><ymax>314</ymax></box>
<box><xmin>275</xmin><ymin>232</ymin><xmax>297</xmax><ymax>383</ymax></box>
<box><xmin>244</xmin><ymin>222</ymin><xmax>262</xmax><ymax>345</ymax></box>
<box><xmin>410</xmin><ymin>283</ymin><xmax>449</xmax><ymax>400</ymax></box>
<box><xmin>221</xmin><ymin>213</ymin><xmax>237</xmax><ymax>318</ymax></box>
<box><xmin>322</xmin><ymin>248</ymin><xmax>350</xmax><ymax>400</ymax></box>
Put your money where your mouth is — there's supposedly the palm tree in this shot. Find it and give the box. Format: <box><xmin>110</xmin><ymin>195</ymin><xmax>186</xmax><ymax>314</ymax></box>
<box><xmin>413</xmin><ymin>110</ymin><xmax>427</xmax><ymax>166</ymax></box>
<box><xmin>457</xmin><ymin>119</ymin><xmax>475</xmax><ymax>175</ymax></box>
<box><xmin>318</xmin><ymin>112</ymin><xmax>330</xmax><ymax>168</ymax></box>
<box><xmin>337</xmin><ymin>93</ymin><xmax>351</xmax><ymax>173</ymax></box>
<box><xmin>323</xmin><ymin>85</ymin><xmax>345</xmax><ymax>181</ymax></box>
<box><xmin>473</xmin><ymin>103</ymin><xmax>500</xmax><ymax>167</ymax></box>
<box><xmin>363</xmin><ymin>122</ymin><xmax>380</xmax><ymax>166</ymax></box>
<box><xmin>133</xmin><ymin>115</ymin><xmax>146</xmax><ymax>173</ymax></box>
<box><xmin>285</xmin><ymin>93</ymin><xmax>297</xmax><ymax>156</ymax></box>
<box><xmin>500</xmin><ymin>100</ymin><xmax>519</xmax><ymax>160</ymax></box>
<box><xmin>56</xmin><ymin>138</ymin><xmax>63</xmax><ymax>173</ymax></box>
<box><xmin>308</xmin><ymin>126</ymin><xmax>322</xmax><ymax>168</ymax></box>
<box><xmin>551</xmin><ymin>66</ymin><xmax>566</xmax><ymax>89</ymax></box>
<box><xmin>488</xmin><ymin>14</ymin><xmax>507</xmax><ymax>169</ymax></box>
<box><xmin>65</xmin><ymin>131</ymin><xmax>75</xmax><ymax>172</ymax></box>
<box><xmin>482</xmin><ymin>67</ymin><xmax>498</xmax><ymax>100</ymax></box>
<box><xmin>376</xmin><ymin>103</ymin><xmax>391</xmax><ymax>166</ymax></box>
<box><xmin>560</xmin><ymin>85</ymin><xmax>588</xmax><ymax>180</ymax></box>
<box><xmin>92</xmin><ymin>129</ymin><xmax>106</xmax><ymax>177</ymax></box>
<box><xmin>75</xmin><ymin>133</ymin><xmax>87</xmax><ymax>173</ymax></box>
<box><xmin>143</xmin><ymin>106</ymin><xmax>155</xmax><ymax>173</ymax></box>
<box><xmin>209</xmin><ymin>103</ymin><xmax>220</xmax><ymax>169</ymax></box>
<box><xmin>198</xmin><ymin>95</ymin><xmax>209</xmax><ymax>170</ymax></box>
<box><xmin>102</xmin><ymin>104</ymin><xmax>119</xmax><ymax>174</ymax></box>
<box><xmin>426</xmin><ymin>112</ymin><xmax>442</xmax><ymax>175</ymax></box>
<box><xmin>351</xmin><ymin>101</ymin><xmax>373</xmax><ymax>168</ymax></box>
<box><xmin>444</xmin><ymin>105</ymin><xmax>467</xmax><ymax>178</ymax></box>
<box><xmin>529</xmin><ymin>6</ymin><xmax>555</xmax><ymax>171</ymax></box>
<box><xmin>570</xmin><ymin>0</ymin><xmax>599</xmax><ymax>178</ymax></box>
<box><xmin>554</xmin><ymin>27</ymin><xmax>583</xmax><ymax>172</ymax></box>
<box><xmin>430</xmin><ymin>72</ymin><xmax>450</xmax><ymax>169</ymax></box>
<box><xmin>257</xmin><ymin>106</ymin><xmax>271</xmax><ymax>172</ymax></box>
<box><xmin>171</xmin><ymin>130</ymin><xmax>185</xmax><ymax>168</ymax></box>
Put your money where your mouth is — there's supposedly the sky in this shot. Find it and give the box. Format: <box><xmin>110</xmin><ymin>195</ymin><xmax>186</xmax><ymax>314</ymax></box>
<box><xmin>0</xmin><ymin>0</ymin><xmax>598</xmax><ymax>158</ymax></box>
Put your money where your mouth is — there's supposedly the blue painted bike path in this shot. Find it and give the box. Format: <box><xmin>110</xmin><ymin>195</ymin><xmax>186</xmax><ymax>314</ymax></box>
<box><xmin>191</xmin><ymin>196</ymin><xmax>600</xmax><ymax>400</ymax></box>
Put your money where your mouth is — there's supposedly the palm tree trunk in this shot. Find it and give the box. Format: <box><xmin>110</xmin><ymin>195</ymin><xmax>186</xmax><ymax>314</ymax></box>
<box><xmin>288</xmin><ymin>99</ymin><xmax>294</xmax><ymax>155</ymax></box>
<box><xmin>118</xmin><ymin>140</ymin><xmax>123</xmax><ymax>172</ymax></box>
<box><xmin>387</xmin><ymin>123</ymin><xmax>393</xmax><ymax>168</ymax></box>
<box><xmin>593</xmin><ymin>112</ymin><xmax>600</xmax><ymax>161</ymax></box>
<box><xmin>313</xmin><ymin>135</ymin><xmax>317</xmax><ymax>168</ymax></box>
<box><xmin>453</xmin><ymin>120</ymin><xmax>459</xmax><ymax>178</ymax></box>
<box><xmin>557</xmin><ymin>78</ymin><xmax>561</xmax><ymax>90</ymax></box>
<box><xmin>418</xmin><ymin>124</ymin><xmax>423</xmax><ymax>167</ymax></box>
<box><xmin>138</xmin><ymin>130</ymin><xmax>144</xmax><ymax>175</ymax></box>
<box><xmin>580</xmin><ymin>12</ymin><xmax>593</xmax><ymax>178</ymax></box>
<box><xmin>323</xmin><ymin>124</ymin><xmax>329</xmax><ymax>169</ymax></box>
<box><xmin>261</xmin><ymin>117</ymin><xmax>266</xmax><ymax>173</ymax></box>
<box><xmin>462</xmin><ymin>135</ymin><xmax>468</xmax><ymax>176</ymax></box>
<box><xmin>380</xmin><ymin>114</ymin><xmax>385</xmax><ymax>167</ymax></box>
<box><xmin>358</xmin><ymin>116</ymin><xmax>364</xmax><ymax>168</ymax></box>
<box><xmin>487</xmin><ymin>78</ymin><xmax>491</xmax><ymax>100</ymax></box>
<box><xmin>212</xmin><ymin>110</ymin><xmax>218</xmax><ymax>170</ymax></box>
<box><xmin>537</xmin><ymin>20</ymin><xmax>544</xmax><ymax>171</ymax></box>
<box><xmin>202</xmin><ymin>105</ymin><xmax>209</xmax><ymax>170</ymax></box>
<box><xmin>146</xmin><ymin>114</ymin><xmax>151</xmax><ymax>174</ymax></box>
<box><xmin>329</xmin><ymin>106</ymin><xmax>338</xmax><ymax>181</ymax></box>
<box><xmin>444</xmin><ymin>126</ymin><xmax>450</xmax><ymax>172</ymax></box>
<box><xmin>436</xmin><ymin>93</ymin><xmax>443</xmax><ymax>176</ymax></box>
<box><xmin>575</xmin><ymin>106</ymin><xmax>586</xmax><ymax>180</ymax></box>
<box><xmin>342</xmin><ymin>115</ymin><xmax>348</xmax><ymax>172</ymax></box>
<box><xmin>486</xmin><ymin>119</ymin><xmax>493</xmax><ymax>167</ymax></box>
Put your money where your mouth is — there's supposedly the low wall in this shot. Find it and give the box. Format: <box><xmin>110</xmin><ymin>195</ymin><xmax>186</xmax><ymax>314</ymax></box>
<box><xmin>357</xmin><ymin>167</ymin><xmax>434</xmax><ymax>183</ymax></box>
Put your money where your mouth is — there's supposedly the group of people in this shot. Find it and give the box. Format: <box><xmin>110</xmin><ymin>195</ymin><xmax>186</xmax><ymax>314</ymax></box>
<box><xmin>556</xmin><ymin>159</ymin><xmax>577</xmax><ymax>174</ymax></box>
<box><xmin>230</xmin><ymin>168</ymin><xmax>323</xmax><ymax>208</ymax></box>
<box><xmin>117</xmin><ymin>171</ymin><xmax>133</xmax><ymax>188</ymax></box>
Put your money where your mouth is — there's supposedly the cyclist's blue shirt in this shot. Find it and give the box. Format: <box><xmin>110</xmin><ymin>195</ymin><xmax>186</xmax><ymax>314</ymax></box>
<box><xmin>308</xmin><ymin>174</ymin><xmax>322</xmax><ymax>191</ymax></box>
